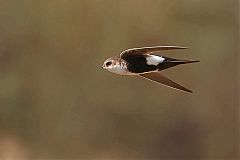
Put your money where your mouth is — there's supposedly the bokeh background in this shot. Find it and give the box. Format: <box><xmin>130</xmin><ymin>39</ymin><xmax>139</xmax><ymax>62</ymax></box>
<box><xmin>0</xmin><ymin>0</ymin><xmax>239</xmax><ymax>159</ymax></box>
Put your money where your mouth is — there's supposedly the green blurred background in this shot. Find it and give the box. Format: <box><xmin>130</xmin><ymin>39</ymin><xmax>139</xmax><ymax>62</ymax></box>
<box><xmin>0</xmin><ymin>0</ymin><xmax>238</xmax><ymax>159</ymax></box>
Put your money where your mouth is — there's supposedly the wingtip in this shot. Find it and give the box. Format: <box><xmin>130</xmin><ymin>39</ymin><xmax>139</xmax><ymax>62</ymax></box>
<box><xmin>176</xmin><ymin>87</ymin><xmax>193</xmax><ymax>93</ymax></box>
<box><xmin>192</xmin><ymin>60</ymin><xmax>200</xmax><ymax>63</ymax></box>
<box><xmin>165</xmin><ymin>46</ymin><xmax>188</xmax><ymax>49</ymax></box>
<box><xmin>187</xmin><ymin>89</ymin><xmax>193</xmax><ymax>93</ymax></box>
<box><xmin>139</xmin><ymin>72</ymin><xmax>194</xmax><ymax>93</ymax></box>
<box><xmin>178</xmin><ymin>46</ymin><xmax>188</xmax><ymax>49</ymax></box>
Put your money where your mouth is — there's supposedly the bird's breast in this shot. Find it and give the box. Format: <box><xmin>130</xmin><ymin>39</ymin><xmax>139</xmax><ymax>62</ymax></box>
<box><xmin>107</xmin><ymin>64</ymin><xmax>135</xmax><ymax>75</ymax></box>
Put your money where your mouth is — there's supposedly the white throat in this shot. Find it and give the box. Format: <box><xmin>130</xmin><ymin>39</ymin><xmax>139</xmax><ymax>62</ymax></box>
<box><xmin>106</xmin><ymin>63</ymin><xmax>134</xmax><ymax>75</ymax></box>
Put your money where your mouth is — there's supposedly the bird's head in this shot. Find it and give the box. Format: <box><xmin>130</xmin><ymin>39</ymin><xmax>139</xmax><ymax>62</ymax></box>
<box><xmin>102</xmin><ymin>57</ymin><xmax>116</xmax><ymax>69</ymax></box>
<box><xmin>102</xmin><ymin>56</ymin><xmax>127</xmax><ymax>75</ymax></box>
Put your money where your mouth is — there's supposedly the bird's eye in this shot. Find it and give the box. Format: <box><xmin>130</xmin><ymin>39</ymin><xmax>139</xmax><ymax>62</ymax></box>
<box><xmin>106</xmin><ymin>61</ymin><xmax>112</xmax><ymax>67</ymax></box>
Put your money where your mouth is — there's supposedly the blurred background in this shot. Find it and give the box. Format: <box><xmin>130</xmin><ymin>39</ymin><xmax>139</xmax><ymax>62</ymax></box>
<box><xmin>0</xmin><ymin>0</ymin><xmax>239</xmax><ymax>159</ymax></box>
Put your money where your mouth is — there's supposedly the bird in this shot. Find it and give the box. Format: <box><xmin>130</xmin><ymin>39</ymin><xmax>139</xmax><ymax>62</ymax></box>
<box><xmin>102</xmin><ymin>46</ymin><xmax>199</xmax><ymax>93</ymax></box>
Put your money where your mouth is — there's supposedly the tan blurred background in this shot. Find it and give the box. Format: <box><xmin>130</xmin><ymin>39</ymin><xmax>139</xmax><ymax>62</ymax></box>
<box><xmin>0</xmin><ymin>0</ymin><xmax>239</xmax><ymax>159</ymax></box>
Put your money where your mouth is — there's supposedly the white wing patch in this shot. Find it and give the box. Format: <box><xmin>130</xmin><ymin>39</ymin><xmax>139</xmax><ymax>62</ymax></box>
<box><xmin>146</xmin><ymin>55</ymin><xmax>165</xmax><ymax>65</ymax></box>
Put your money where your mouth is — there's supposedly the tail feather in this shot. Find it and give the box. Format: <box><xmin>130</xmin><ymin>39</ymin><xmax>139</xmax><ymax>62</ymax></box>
<box><xmin>157</xmin><ymin>59</ymin><xmax>199</xmax><ymax>71</ymax></box>
<box><xmin>172</xmin><ymin>60</ymin><xmax>200</xmax><ymax>64</ymax></box>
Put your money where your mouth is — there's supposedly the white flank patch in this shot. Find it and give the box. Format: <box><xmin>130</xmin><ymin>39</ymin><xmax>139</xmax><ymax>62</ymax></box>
<box><xmin>146</xmin><ymin>55</ymin><xmax>165</xmax><ymax>65</ymax></box>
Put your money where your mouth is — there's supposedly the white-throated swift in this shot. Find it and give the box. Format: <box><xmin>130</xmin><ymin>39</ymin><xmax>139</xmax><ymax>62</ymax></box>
<box><xmin>102</xmin><ymin>46</ymin><xmax>199</xmax><ymax>93</ymax></box>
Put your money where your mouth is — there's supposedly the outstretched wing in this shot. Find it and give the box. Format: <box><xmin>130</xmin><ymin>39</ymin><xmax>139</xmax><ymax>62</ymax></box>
<box><xmin>120</xmin><ymin>46</ymin><xmax>187</xmax><ymax>59</ymax></box>
<box><xmin>139</xmin><ymin>72</ymin><xmax>192</xmax><ymax>93</ymax></box>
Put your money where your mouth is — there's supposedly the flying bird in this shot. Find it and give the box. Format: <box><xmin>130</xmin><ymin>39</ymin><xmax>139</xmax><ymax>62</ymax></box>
<box><xmin>102</xmin><ymin>46</ymin><xmax>199</xmax><ymax>93</ymax></box>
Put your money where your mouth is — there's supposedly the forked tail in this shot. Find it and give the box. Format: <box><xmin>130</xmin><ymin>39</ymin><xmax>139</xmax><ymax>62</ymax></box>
<box><xmin>174</xmin><ymin>60</ymin><xmax>200</xmax><ymax>64</ymax></box>
<box><xmin>158</xmin><ymin>59</ymin><xmax>199</xmax><ymax>71</ymax></box>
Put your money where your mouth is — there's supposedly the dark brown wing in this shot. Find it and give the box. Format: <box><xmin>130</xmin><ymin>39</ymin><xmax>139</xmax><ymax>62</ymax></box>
<box><xmin>139</xmin><ymin>72</ymin><xmax>192</xmax><ymax>93</ymax></box>
<box><xmin>120</xmin><ymin>46</ymin><xmax>187</xmax><ymax>59</ymax></box>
